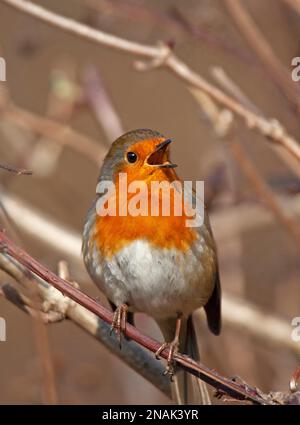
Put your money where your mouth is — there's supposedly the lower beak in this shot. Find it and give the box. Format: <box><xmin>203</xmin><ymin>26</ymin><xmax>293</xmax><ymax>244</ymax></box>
<box><xmin>146</xmin><ymin>139</ymin><xmax>177</xmax><ymax>169</ymax></box>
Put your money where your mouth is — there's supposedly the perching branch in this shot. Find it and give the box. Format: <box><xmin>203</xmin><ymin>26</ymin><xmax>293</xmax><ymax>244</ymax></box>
<box><xmin>0</xmin><ymin>161</ymin><xmax>32</xmax><ymax>175</ymax></box>
<box><xmin>2</xmin><ymin>0</ymin><xmax>300</xmax><ymax>165</ymax></box>
<box><xmin>0</xmin><ymin>251</ymin><xmax>171</xmax><ymax>398</ymax></box>
<box><xmin>0</xmin><ymin>229</ymin><xmax>274</xmax><ymax>405</ymax></box>
<box><xmin>3</xmin><ymin>190</ymin><xmax>300</xmax><ymax>357</ymax></box>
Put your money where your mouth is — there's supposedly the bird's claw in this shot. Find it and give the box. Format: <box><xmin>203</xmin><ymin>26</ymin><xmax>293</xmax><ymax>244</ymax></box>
<box><xmin>110</xmin><ymin>303</ymin><xmax>128</xmax><ymax>348</ymax></box>
<box><xmin>155</xmin><ymin>339</ymin><xmax>179</xmax><ymax>380</ymax></box>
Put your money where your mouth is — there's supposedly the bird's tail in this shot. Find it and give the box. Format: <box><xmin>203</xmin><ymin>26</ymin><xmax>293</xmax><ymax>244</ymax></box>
<box><xmin>157</xmin><ymin>315</ymin><xmax>211</xmax><ymax>405</ymax></box>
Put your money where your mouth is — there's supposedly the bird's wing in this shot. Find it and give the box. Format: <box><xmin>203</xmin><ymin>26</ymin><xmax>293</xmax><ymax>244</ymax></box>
<box><xmin>191</xmin><ymin>188</ymin><xmax>222</xmax><ymax>335</ymax></box>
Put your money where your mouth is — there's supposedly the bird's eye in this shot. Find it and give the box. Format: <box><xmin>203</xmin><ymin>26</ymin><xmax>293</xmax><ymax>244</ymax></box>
<box><xmin>126</xmin><ymin>151</ymin><xmax>138</xmax><ymax>163</ymax></box>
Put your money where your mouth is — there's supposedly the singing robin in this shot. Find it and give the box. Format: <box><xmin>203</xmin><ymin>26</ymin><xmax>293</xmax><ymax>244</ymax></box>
<box><xmin>82</xmin><ymin>129</ymin><xmax>221</xmax><ymax>404</ymax></box>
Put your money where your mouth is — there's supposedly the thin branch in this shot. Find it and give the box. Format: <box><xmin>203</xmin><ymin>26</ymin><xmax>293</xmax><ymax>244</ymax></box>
<box><xmin>28</xmin><ymin>57</ymin><xmax>79</xmax><ymax>177</ymax></box>
<box><xmin>282</xmin><ymin>0</ymin><xmax>300</xmax><ymax>16</ymax></box>
<box><xmin>208</xmin><ymin>67</ymin><xmax>300</xmax><ymax>246</ymax></box>
<box><xmin>2</xmin><ymin>0</ymin><xmax>300</xmax><ymax>164</ymax></box>
<box><xmin>82</xmin><ymin>65</ymin><xmax>124</xmax><ymax>142</ymax></box>
<box><xmin>85</xmin><ymin>0</ymin><xmax>256</xmax><ymax>68</ymax></box>
<box><xmin>211</xmin><ymin>66</ymin><xmax>300</xmax><ymax>180</ymax></box>
<box><xmin>3</xmin><ymin>190</ymin><xmax>300</xmax><ymax>357</ymax></box>
<box><xmin>0</xmin><ymin>283</ymin><xmax>65</xmax><ymax>322</ymax></box>
<box><xmin>1</xmin><ymin>192</ymin><xmax>82</xmax><ymax>261</ymax></box>
<box><xmin>31</xmin><ymin>298</ymin><xmax>58</xmax><ymax>404</ymax></box>
<box><xmin>1</xmin><ymin>100</ymin><xmax>105</xmax><ymax>166</ymax></box>
<box><xmin>190</xmin><ymin>72</ymin><xmax>300</xmax><ymax>248</ymax></box>
<box><xmin>0</xmin><ymin>282</ymin><xmax>37</xmax><ymax>315</ymax></box>
<box><xmin>0</xmin><ymin>251</ymin><xmax>171</xmax><ymax>398</ymax></box>
<box><xmin>0</xmin><ymin>82</ymin><xmax>105</xmax><ymax>167</ymax></box>
<box><xmin>228</xmin><ymin>140</ymin><xmax>300</xmax><ymax>247</ymax></box>
<box><xmin>221</xmin><ymin>294</ymin><xmax>300</xmax><ymax>357</ymax></box>
<box><xmin>224</xmin><ymin>0</ymin><xmax>300</xmax><ymax>114</ymax></box>
<box><xmin>0</xmin><ymin>161</ymin><xmax>32</xmax><ymax>175</ymax></box>
<box><xmin>0</xmin><ymin>282</ymin><xmax>62</xmax><ymax>323</ymax></box>
<box><xmin>0</xmin><ymin>229</ymin><xmax>272</xmax><ymax>405</ymax></box>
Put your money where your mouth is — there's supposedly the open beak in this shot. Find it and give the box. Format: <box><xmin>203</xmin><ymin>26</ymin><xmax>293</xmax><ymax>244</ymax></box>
<box><xmin>146</xmin><ymin>139</ymin><xmax>177</xmax><ymax>169</ymax></box>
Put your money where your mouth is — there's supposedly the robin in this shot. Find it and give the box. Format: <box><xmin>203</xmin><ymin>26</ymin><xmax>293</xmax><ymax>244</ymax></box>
<box><xmin>82</xmin><ymin>129</ymin><xmax>221</xmax><ymax>404</ymax></box>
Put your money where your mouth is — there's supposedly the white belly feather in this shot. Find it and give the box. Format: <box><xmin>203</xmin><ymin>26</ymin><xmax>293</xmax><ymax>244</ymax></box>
<box><xmin>88</xmin><ymin>238</ymin><xmax>215</xmax><ymax>319</ymax></box>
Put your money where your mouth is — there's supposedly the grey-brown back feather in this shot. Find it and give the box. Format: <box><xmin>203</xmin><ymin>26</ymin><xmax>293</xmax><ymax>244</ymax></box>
<box><xmin>204</xmin><ymin>269</ymin><xmax>221</xmax><ymax>335</ymax></box>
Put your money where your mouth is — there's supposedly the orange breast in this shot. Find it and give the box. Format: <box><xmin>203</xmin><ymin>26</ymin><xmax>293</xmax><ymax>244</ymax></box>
<box><xmin>94</xmin><ymin>171</ymin><xmax>197</xmax><ymax>258</ymax></box>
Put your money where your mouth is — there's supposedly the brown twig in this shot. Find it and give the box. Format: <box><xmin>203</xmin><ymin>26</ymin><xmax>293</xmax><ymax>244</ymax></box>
<box><xmin>0</xmin><ymin>161</ymin><xmax>58</xmax><ymax>405</ymax></box>
<box><xmin>82</xmin><ymin>65</ymin><xmax>124</xmax><ymax>142</ymax></box>
<box><xmin>2</xmin><ymin>0</ymin><xmax>300</xmax><ymax>165</ymax></box>
<box><xmin>0</xmin><ymin>229</ymin><xmax>271</xmax><ymax>405</ymax></box>
<box><xmin>228</xmin><ymin>140</ymin><xmax>300</xmax><ymax>247</ymax></box>
<box><xmin>31</xmin><ymin>302</ymin><xmax>58</xmax><ymax>404</ymax></box>
<box><xmin>0</xmin><ymin>81</ymin><xmax>105</xmax><ymax>167</ymax></box>
<box><xmin>0</xmin><ymin>162</ymin><xmax>32</xmax><ymax>175</ymax></box>
<box><xmin>1</xmin><ymin>100</ymin><xmax>105</xmax><ymax>166</ymax></box>
<box><xmin>0</xmin><ymin>283</ymin><xmax>64</xmax><ymax>322</ymax></box>
<box><xmin>211</xmin><ymin>66</ymin><xmax>300</xmax><ymax>179</ymax></box>
<box><xmin>85</xmin><ymin>0</ymin><xmax>256</xmax><ymax>68</ymax></box>
<box><xmin>224</xmin><ymin>0</ymin><xmax>300</xmax><ymax>114</ymax></box>
<box><xmin>3</xmin><ymin>190</ymin><xmax>300</xmax><ymax>357</ymax></box>
<box><xmin>28</xmin><ymin>57</ymin><xmax>79</xmax><ymax>176</ymax></box>
<box><xmin>282</xmin><ymin>0</ymin><xmax>300</xmax><ymax>16</ymax></box>
<box><xmin>191</xmin><ymin>71</ymin><xmax>300</xmax><ymax>248</ymax></box>
<box><xmin>209</xmin><ymin>67</ymin><xmax>300</xmax><ymax>246</ymax></box>
<box><xmin>0</xmin><ymin>252</ymin><xmax>170</xmax><ymax>398</ymax></box>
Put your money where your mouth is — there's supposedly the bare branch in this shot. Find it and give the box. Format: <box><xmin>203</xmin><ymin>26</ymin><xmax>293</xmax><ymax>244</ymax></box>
<box><xmin>2</xmin><ymin>0</ymin><xmax>300</xmax><ymax>164</ymax></box>
<box><xmin>224</xmin><ymin>0</ymin><xmax>300</xmax><ymax>113</ymax></box>
<box><xmin>85</xmin><ymin>0</ymin><xmax>256</xmax><ymax>67</ymax></box>
<box><xmin>0</xmin><ymin>250</ymin><xmax>171</xmax><ymax>398</ymax></box>
<box><xmin>282</xmin><ymin>0</ymin><xmax>300</xmax><ymax>16</ymax></box>
<box><xmin>221</xmin><ymin>294</ymin><xmax>300</xmax><ymax>356</ymax></box>
<box><xmin>0</xmin><ymin>162</ymin><xmax>32</xmax><ymax>175</ymax></box>
<box><xmin>3</xmin><ymin>190</ymin><xmax>300</xmax><ymax>357</ymax></box>
<box><xmin>1</xmin><ymin>192</ymin><xmax>82</xmax><ymax>261</ymax></box>
<box><xmin>82</xmin><ymin>65</ymin><xmax>124</xmax><ymax>142</ymax></box>
<box><xmin>2</xmin><ymin>100</ymin><xmax>105</xmax><ymax>166</ymax></box>
<box><xmin>228</xmin><ymin>140</ymin><xmax>300</xmax><ymax>246</ymax></box>
<box><xmin>192</xmin><ymin>68</ymin><xmax>300</xmax><ymax>247</ymax></box>
<box><xmin>211</xmin><ymin>66</ymin><xmax>300</xmax><ymax>180</ymax></box>
<box><xmin>0</xmin><ymin>229</ymin><xmax>272</xmax><ymax>405</ymax></box>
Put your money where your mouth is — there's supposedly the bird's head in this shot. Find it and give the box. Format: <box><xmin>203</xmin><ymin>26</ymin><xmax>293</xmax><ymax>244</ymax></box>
<box><xmin>99</xmin><ymin>129</ymin><xmax>177</xmax><ymax>184</ymax></box>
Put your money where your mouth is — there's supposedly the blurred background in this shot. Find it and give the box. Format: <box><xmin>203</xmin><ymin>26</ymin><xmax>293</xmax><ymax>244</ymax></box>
<box><xmin>0</xmin><ymin>0</ymin><xmax>300</xmax><ymax>404</ymax></box>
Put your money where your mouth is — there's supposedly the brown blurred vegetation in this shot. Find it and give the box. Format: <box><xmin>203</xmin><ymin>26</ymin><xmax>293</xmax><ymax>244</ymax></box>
<box><xmin>0</xmin><ymin>0</ymin><xmax>300</xmax><ymax>404</ymax></box>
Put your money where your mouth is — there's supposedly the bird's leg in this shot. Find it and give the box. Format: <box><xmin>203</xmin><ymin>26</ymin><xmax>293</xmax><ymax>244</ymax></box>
<box><xmin>110</xmin><ymin>303</ymin><xmax>128</xmax><ymax>348</ymax></box>
<box><xmin>155</xmin><ymin>314</ymin><xmax>182</xmax><ymax>380</ymax></box>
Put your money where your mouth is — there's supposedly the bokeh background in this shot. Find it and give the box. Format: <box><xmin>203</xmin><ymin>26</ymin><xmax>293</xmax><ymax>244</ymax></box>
<box><xmin>0</xmin><ymin>0</ymin><xmax>300</xmax><ymax>404</ymax></box>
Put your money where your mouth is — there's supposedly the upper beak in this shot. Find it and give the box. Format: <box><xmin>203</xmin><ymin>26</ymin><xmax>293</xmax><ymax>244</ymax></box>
<box><xmin>146</xmin><ymin>139</ymin><xmax>177</xmax><ymax>169</ymax></box>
